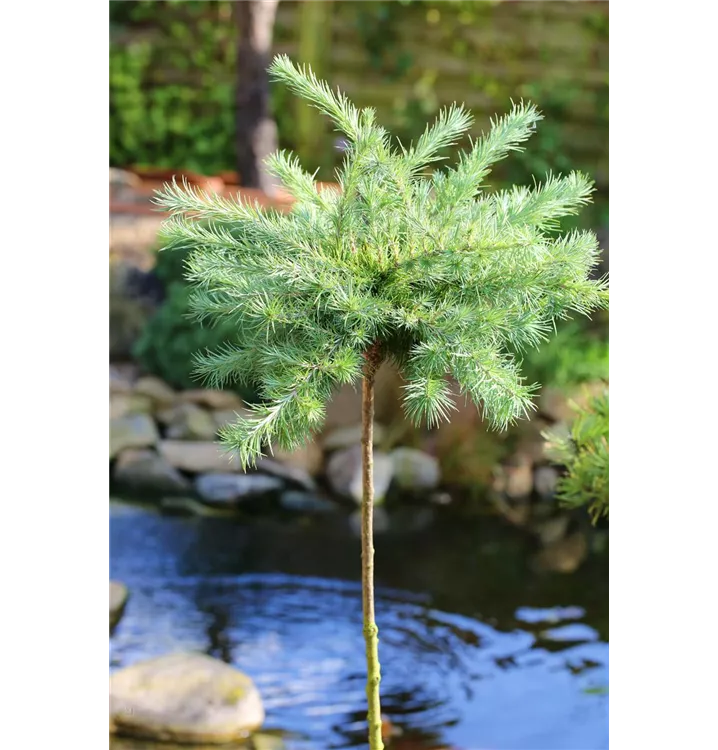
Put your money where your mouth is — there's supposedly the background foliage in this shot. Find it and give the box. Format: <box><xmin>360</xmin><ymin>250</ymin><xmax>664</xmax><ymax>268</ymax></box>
<box><xmin>132</xmin><ymin>246</ymin><xmax>257</xmax><ymax>400</ymax></box>
<box><xmin>110</xmin><ymin>0</ymin><xmax>608</xmax><ymax>226</ymax></box>
<box><xmin>112</xmin><ymin>0</ymin><xmax>608</xmax><ymax>398</ymax></box>
<box><xmin>544</xmin><ymin>390</ymin><xmax>609</xmax><ymax>522</ymax></box>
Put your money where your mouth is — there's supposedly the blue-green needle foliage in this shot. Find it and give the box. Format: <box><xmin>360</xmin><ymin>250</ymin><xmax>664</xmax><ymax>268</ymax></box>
<box><xmin>153</xmin><ymin>55</ymin><xmax>608</xmax><ymax>469</ymax></box>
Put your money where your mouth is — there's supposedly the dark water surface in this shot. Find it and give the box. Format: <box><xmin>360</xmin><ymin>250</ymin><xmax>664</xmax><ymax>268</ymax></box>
<box><xmin>110</xmin><ymin>500</ymin><xmax>608</xmax><ymax>750</ymax></box>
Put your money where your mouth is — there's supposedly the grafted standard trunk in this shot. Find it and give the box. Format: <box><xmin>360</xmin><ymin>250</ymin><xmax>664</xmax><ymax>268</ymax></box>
<box><xmin>361</xmin><ymin>345</ymin><xmax>384</xmax><ymax>750</ymax></box>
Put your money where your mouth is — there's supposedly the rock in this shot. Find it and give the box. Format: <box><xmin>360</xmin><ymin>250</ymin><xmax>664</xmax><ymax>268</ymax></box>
<box><xmin>212</xmin><ymin>409</ymin><xmax>252</xmax><ymax>433</ymax></box>
<box><xmin>133</xmin><ymin>376</ymin><xmax>176</xmax><ymax>408</ymax></box>
<box><xmin>113</xmin><ymin>449</ymin><xmax>191</xmax><ymax>493</ymax></box>
<box><xmin>513</xmin><ymin>418</ymin><xmax>552</xmax><ymax>464</ymax></box>
<box><xmin>128</xmin><ymin>394</ymin><xmax>155</xmax><ymax>414</ymax></box>
<box><xmin>271</xmin><ymin>441</ymin><xmax>324</xmax><ymax>477</ymax></box>
<box><xmin>390</xmin><ymin>447</ymin><xmax>440</xmax><ymax>491</ymax></box>
<box><xmin>504</xmin><ymin>458</ymin><xmax>534</xmax><ymax>499</ymax></box>
<box><xmin>349</xmin><ymin>506</ymin><xmax>390</xmax><ymax>536</ymax></box>
<box><xmin>326</xmin><ymin>444</ymin><xmax>393</xmax><ymax>504</ymax></box>
<box><xmin>429</xmin><ymin>491</ymin><xmax>453</xmax><ymax>506</ymax></box>
<box><xmin>534</xmin><ymin>466</ymin><xmax>559</xmax><ymax>499</ymax></box>
<box><xmin>534</xmin><ymin>532</ymin><xmax>588</xmax><ymax>574</ymax></box>
<box><xmin>321</xmin><ymin>423</ymin><xmax>386</xmax><ymax>452</ymax></box>
<box><xmin>110</xmin><ymin>581</ymin><xmax>129</xmax><ymax>634</ymax></box>
<box><xmin>279</xmin><ymin>491</ymin><xmax>339</xmax><ymax>514</ymax></box>
<box><xmin>195</xmin><ymin>473</ymin><xmax>283</xmax><ymax>504</ymax></box>
<box><xmin>534</xmin><ymin>515</ymin><xmax>570</xmax><ymax>546</ymax></box>
<box><xmin>254</xmin><ymin>457</ymin><xmax>316</xmax><ymax>492</ymax></box>
<box><xmin>487</xmin><ymin>489</ymin><xmax>532</xmax><ymax>527</ymax></box>
<box><xmin>432</xmin><ymin>402</ymin><xmax>510</xmax><ymax>487</ymax></box>
<box><xmin>160</xmin><ymin>496</ymin><xmax>239</xmax><ymax>518</ymax></box>
<box><xmin>323</xmin><ymin>363</ymin><xmax>406</xmax><ymax>431</ymax></box>
<box><xmin>158</xmin><ymin>441</ymin><xmax>242</xmax><ymax>473</ymax></box>
<box><xmin>111</xmin><ymin>414</ymin><xmax>159</xmax><ymax>459</ymax></box>
<box><xmin>164</xmin><ymin>403</ymin><xmax>218</xmax><ymax>441</ymax></box>
<box><xmin>540</xmin><ymin>382</ymin><xmax>606</xmax><ymax>424</ymax></box>
<box><xmin>252</xmin><ymin>734</ymin><xmax>288</xmax><ymax>750</ymax></box>
<box><xmin>110</xmin><ymin>167</ymin><xmax>141</xmax><ymax>196</ymax></box>
<box><xmin>539</xmin><ymin>387</ymin><xmax>574</xmax><ymax>423</ymax></box>
<box><xmin>110</xmin><ymin>364</ymin><xmax>137</xmax><ymax>394</ymax></box>
<box><xmin>110</xmin><ymin>394</ymin><xmax>131</xmax><ymax>420</ymax></box>
<box><xmin>491</xmin><ymin>469</ymin><xmax>507</xmax><ymax>494</ymax></box>
<box><xmin>180</xmin><ymin>389</ymin><xmax>245</xmax><ymax>410</ymax></box>
<box><xmin>110</xmin><ymin>652</ymin><xmax>264</xmax><ymax>743</ymax></box>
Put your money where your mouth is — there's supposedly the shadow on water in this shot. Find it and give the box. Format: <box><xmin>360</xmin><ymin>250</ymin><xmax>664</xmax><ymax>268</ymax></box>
<box><xmin>110</xmin><ymin>500</ymin><xmax>608</xmax><ymax>750</ymax></box>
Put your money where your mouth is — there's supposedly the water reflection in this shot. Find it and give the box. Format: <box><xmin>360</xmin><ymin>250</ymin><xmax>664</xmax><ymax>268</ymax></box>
<box><xmin>110</xmin><ymin>503</ymin><xmax>608</xmax><ymax>750</ymax></box>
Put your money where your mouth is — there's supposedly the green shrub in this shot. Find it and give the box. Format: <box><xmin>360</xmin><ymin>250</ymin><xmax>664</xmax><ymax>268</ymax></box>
<box><xmin>132</xmin><ymin>249</ymin><xmax>257</xmax><ymax>399</ymax></box>
<box><xmin>544</xmin><ymin>389</ymin><xmax>609</xmax><ymax>522</ymax></box>
<box><xmin>517</xmin><ymin>318</ymin><xmax>608</xmax><ymax>390</ymax></box>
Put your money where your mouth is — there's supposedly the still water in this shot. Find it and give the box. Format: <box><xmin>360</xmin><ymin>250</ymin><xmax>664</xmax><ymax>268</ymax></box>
<box><xmin>110</xmin><ymin>500</ymin><xmax>608</xmax><ymax>750</ymax></box>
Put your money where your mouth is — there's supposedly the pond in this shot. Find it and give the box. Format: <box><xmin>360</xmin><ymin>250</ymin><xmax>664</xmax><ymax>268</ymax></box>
<box><xmin>110</xmin><ymin>499</ymin><xmax>608</xmax><ymax>750</ymax></box>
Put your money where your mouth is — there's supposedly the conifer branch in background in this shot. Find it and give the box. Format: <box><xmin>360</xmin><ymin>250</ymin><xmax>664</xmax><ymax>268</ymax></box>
<box><xmin>544</xmin><ymin>389</ymin><xmax>609</xmax><ymax>523</ymax></box>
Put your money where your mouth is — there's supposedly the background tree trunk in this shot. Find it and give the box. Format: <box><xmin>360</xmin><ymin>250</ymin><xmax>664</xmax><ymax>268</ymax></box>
<box><xmin>235</xmin><ymin>0</ymin><xmax>280</xmax><ymax>195</ymax></box>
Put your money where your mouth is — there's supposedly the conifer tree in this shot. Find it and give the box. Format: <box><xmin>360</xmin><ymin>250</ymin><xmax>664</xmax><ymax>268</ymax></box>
<box><xmin>154</xmin><ymin>55</ymin><xmax>608</xmax><ymax>750</ymax></box>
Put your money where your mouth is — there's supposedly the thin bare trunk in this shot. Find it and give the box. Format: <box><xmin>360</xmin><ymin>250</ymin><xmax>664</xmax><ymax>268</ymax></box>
<box><xmin>361</xmin><ymin>346</ymin><xmax>384</xmax><ymax>750</ymax></box>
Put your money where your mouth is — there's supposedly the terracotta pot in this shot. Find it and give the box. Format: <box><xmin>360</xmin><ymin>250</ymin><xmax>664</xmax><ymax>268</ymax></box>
<box><xmin>128</xmin><ymin>167</ymin><xmax>225</xmax><ymax>194</ymax></box>
<box><xmin>218</xmin><ymin>170</ymin><xmax>241</xmax><ymax>186</ymax></box>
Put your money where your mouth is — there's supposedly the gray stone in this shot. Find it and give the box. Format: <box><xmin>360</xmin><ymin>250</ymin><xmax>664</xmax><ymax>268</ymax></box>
<box><xmin>534</xmin><ymin>532</ymin><xmax>588</xmax><ymax>574</ymax></box>
<box><xmin>195</xmin><ymin>473</ymin><xmax>283</xmax><ymax>504</ymax></box>
<box><xmin>534</xmin><ymin>466</ymin><xmax>560</xmax><ymax>499</ymax></box>
<box><xmin>159</xmin><ymin>441</ymin><xmax>242</xmax><ymax>474</ymax></box>
<box><xmin>110</xmin><ymin>581</ymin><xmax>129</xmax><ymax>634</ymax></box>
<box><xmin>127</xmin><ymin>394</ymin><xmax>155</xmax><ymax>415</ymax></box>
<box><xmin>160</xmin><ymin>496</ymin><xmax>239</xmax><ymax>518</ymax></box>
<box><xmin>539</xmin><ymin>387</ymin><xmax>574</xmax><ymax>423</ymax></box>
<box><xmin>390</xmin><ymin>447</ymin><xmax>440</xmax><ymax>491</ymax></box>
<box><xmin>429</xmin><ymin>491</ymin><xmax>453</xmax><ymax>506</ymax></box>
<box><xmin>105</xmin><ymin>167</ymin><xmax>142</xmax><ymax>188</ymax></box>
<box><xmin>212</xmin><ymin>408</ymin><xmax>252</xmax><ymax>433</ymax></box>
<box><xmin>110</xmin><ymin>414</ymin><xmax>159</xmax><ymax>459</ymax></box>
<box><xmin>164</xmin><ymin>403</ymin><xmax>218</xmax><ymax>441</ymax></box>
<box><xmin>180</xmin><ymin>389</ymin><xmax>245</xmax><ymax>410</ymax></box>
<box><xmin>504</xmin><ymin>459</ymin><xmax>534</xmax><ymax>499</ymax></box>
<box><xmin>113</xmin><ymin>449</ymin><xmax>191</xmax><ymax>493</ymax></box>
<box><xmin>110</xmin><ymin>652</ymin><xmax>264</xmax><ymax>743</ymax></box>
<box><xmin>321</xmin><ymin>423</ymin><xmax>386</xmax><ymax>451</ymax></box>
<box><xmin>270</xmin><ymin>441</ymin><xmax>324</xmax><ymax>477</ymax></box>
<box><xmin>255</xmin><ymin>457</ymin><xmax>316</xmax><ymax>492</ymax></box>
<box><xmin>326</xmin><ymin>444</ymin><xmax>393</xmax><ymax>504</ymax></box>
<box><xmin>534</xmin><ymin>515</ymin><xmax>571</xmax><ymax>546</ymax></box>
<box><xmin>110</xmin><ymin>364</ymin><xmax>137</xmax><ymax>395</ymax></box>
<box><xmin>110</xmin><ymin>394</ymin><xmax>130</xmax><ymax>420</ymax></box>
<box><xmin>279</xmin><ymin>491</ymin><xmax>338</xmax><ymax>514</ymax></box>
<box><xmin>133</xmin><ymin>376</ymin><xmax>177</xmax><ymax>408</ymax></box>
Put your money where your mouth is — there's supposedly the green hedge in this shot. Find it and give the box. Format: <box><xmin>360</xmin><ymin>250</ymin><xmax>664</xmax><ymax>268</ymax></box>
<box><xmin>132</xmin><ymin>247</ymin><xmax>258</xmax><ymax>400</ymax></box>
